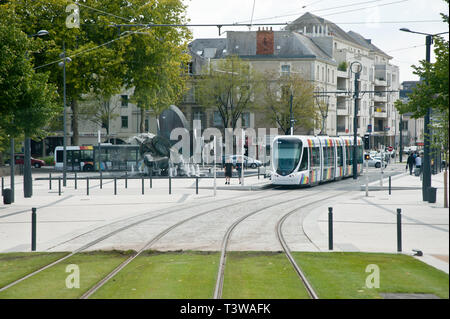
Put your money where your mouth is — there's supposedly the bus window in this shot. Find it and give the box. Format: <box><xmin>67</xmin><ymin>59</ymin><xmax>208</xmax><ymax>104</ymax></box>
<box><xmin>81</xmin><ymin>150</ymin><xmax>94</xmax><ymax>162</ymax></box>
<box><xmin>299</xmin><ymin>148</ymin><xmax>308</xmax><ymax>171</ymax></box>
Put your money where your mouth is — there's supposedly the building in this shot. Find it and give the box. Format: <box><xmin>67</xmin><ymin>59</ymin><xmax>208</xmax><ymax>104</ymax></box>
<box><xmin>399</xmin><ymin>81</ymin><xmax>424</xmax><ymax>147</ymax></box>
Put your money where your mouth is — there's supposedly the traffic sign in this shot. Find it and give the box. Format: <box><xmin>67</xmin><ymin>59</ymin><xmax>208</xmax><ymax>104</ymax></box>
<box><xmin>388</xmin><ymin>146</ymin><xmax>393</xmax><ymax>152</ymax></box>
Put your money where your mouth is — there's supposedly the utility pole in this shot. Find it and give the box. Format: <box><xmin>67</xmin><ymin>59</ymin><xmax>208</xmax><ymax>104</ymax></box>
<box><xmin>289</xmin><ymin>92</ymin><xmax>294</xmax><ymax>135</ymax></box>
<box><xmin>399</xmin><ymin>115</ymin><xmax>403</xmax><ymax>162</ymax></box>
<box><xmin>351</xmin><ymin>62</ymin><xmax>362</xmax><ymax>180</ymax></box>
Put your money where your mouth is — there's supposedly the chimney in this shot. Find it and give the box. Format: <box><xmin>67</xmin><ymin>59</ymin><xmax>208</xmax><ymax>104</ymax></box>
<box><xmin>256</xmin><ymin>27</ymin><xmax>274</xmax><ymax>55</ymax></box>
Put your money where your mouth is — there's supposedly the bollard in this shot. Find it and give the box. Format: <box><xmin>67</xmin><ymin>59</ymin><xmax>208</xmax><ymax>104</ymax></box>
<box><xmin>328</xmin><ymin>207</ymin><xmax>333</xmax><ymax>250</ymax></box>
<box><xmin>100</xmin><ymin>171</ymin><xmax>103</xmax><ymax>189</ymax></box>
<box><xmin>258</xmin><ymin>167</ymin><xmax>260</xmax><ymax>180</ymax></box>
<box><xmin>142</xmin><ymin>176</ymin><xmax>144</xmax><ymax>195</ymax></box>
<box><xmin>125</xmin><ymin>171</ymin><xmax>128</xmax><ymax>189</ymax></box>
<box><xmin>150</xmin><ymin>172</ymin><xmax>153</xmax><ymax>189</ymax></box>
<box><xmin>196</xmin><ymin>177</ymin><xmax>199</xmax><ymax>195</ymax></box>
<box><xmin>58</xmin><ymin>177</ymin><xmax>61</xmax><ymax>196</ymax></box>
<box><xmin>114</xmin><ymin>177</ymin><xmax>117</xmax><ymax>195</ymax></box>
<box><xmin>49</xmin><ymin>173</ymin><xmax>52</xmax><ymax>190</ymax></box>
<box><xmin>397</xmin><ymin>208</ymin><xmax>402</xmax><ymax>252</ymax></box>
<box><xmin>31</xmin><ymin>207</ymin><xmax>37</xmax><ymax>251</ymax></box>
<box><xmin>75</xmin><ymin>172</ymin><xmax>77</xmax><ymax>190</ymax></box>
<box><xmin>169</xmin><ymin>175</ymin><xmax>172</xmax><ymax>195</ymax></box>
<box><xmin>86</xmin><ymin>177</ymin><xmax>89</xmax><ymax>196</ymax></box>
<box><xmin>1</xmin><ymin>176</ymin><xmax>4</xmax><ymax>195</ymax></box>
<box><xmin>389</xmin><ymin>176</ymin><xmax>392</xmax><ymax>195</ymax></box>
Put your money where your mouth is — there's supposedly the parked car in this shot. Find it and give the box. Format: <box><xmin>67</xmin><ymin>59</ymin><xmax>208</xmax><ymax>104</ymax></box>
<box><xmin>6</xmin><ymin>154</ymin><xmax>46</xmax><ymax>168</ymax></box>
<box><xmin>365</xmin><ymin>154</ymin><xmax>387</xmax><ymax>168</ymax></box>
<box><xmin>224</xmin><ymin>155</ymin><xmax>262</xmax><ymax>169</ymax></box>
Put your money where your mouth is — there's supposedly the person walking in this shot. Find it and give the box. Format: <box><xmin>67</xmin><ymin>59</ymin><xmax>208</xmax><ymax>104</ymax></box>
<box><xmin>223</xmin><ymin>158</ymin><xmax>233</xmax><ymax>185</ymax></box>
<box><xmin>236</xmin><ymin>161</ymin><xmax>242</xmax><ymax>184</ymax></box>
<box><xmin>406</xmin><ymin>152</ymin><xmax>415</xmax><ymax>175</ymax></box>
<box><xmin>415</xmin><ymin>152</ymin><xmax>422</xmax><ymax>176</ymax></box>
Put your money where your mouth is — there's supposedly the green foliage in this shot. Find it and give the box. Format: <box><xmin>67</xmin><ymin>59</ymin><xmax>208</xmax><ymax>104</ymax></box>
<box><xmin>196</xmin><ymin>55</ymin><xmax>257</xmax><ymax>129</ymax></box>
<box><xmin>256</xmin><ymin>71</ymin><xmax>318</xmax><ymax>135</ymax></box>
<box><xmin>338</xmin><ymin>61</ymin><xmax>348</xmax><ymax>71</ymax></box>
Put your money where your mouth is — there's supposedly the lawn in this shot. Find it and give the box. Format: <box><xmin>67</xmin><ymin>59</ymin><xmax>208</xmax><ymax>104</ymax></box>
<box><xmin>0</xmin><ymin>250</ymin><xmax>133</xmax><ymax>299</ymax></box>
<box><xmin>292</xmin><ymin>252</ymin><xmax>449</xmax><ymax>299</ymax></box>
<box><xmin>0</xmin><ymin>252</ymin><xmax>69</xmax><ymax>289</ymax></box>
<box><xmin>90</xmin><ymin>250</ymin><xmax>219</xmax><ymax>299</ymax></box>
<box><xmin>222</xmin><ymin>251</ymin><xmax>311</xmax><ymax>299</ymax></box>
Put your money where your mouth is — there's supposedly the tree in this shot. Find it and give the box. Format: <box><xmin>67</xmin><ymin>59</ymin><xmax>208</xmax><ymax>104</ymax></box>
<box><xmin>0</xmin><ymin>12</ymin><xmax>59</xmax><ymax>156</ymax></box>
<box><xmin>120</xmin><ymin>0</ymin><xmax>192</xmax><ymax>132</ymax></box>
<box><xmin>395</xmin><ymin>0</ymin><xmax>449</xmax><ymax>207</ymax></box>
<box><xmin>79</xmin><ymin>94</ymin><xmax>120</xmax><ymax>138</ymax></box>
<box><xmin>257</xmin><ymin>71</ymin><xmax>318</xmax><ymax>135</ymax></box>
<box><xmin>196</xmin><ymin>55</ymin><xmax>257</xmax><ymax>130</ymax></box>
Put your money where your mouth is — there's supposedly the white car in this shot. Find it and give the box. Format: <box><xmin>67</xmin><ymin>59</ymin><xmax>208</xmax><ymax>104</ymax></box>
<box><xmin>226</xmin><ymin>155</ymin><xmax>262</xmax><ymax>169</ymax></box>
<box><xmin>365</xmin><ymin>154</ymin><xmax>387</xmax><ymax>168</ymax></box>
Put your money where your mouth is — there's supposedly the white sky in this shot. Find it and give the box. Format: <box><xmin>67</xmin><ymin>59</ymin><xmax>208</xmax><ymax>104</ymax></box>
<box><xmin>183</xmin><ymin>0</ymin><xmax>449</xmax><ymax>83</ymax></box>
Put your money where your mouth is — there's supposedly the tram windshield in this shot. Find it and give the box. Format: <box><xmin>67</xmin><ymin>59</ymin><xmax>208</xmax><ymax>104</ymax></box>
<box><xmin>274</xmin><ymin>139</ymin><xmax>303</xmax><ymax>175</ymax></box>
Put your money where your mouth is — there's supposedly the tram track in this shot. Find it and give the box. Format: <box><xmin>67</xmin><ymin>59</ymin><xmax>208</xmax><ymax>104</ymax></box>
<box><xmin>0</xmin><ymin>187</ymin><xmax>290</xmax><ymax>293</ymax></box>
<box><xmin>213</xmin><ymin>190</ymin><xmax>342</xmax><ymax>299</ymax></box>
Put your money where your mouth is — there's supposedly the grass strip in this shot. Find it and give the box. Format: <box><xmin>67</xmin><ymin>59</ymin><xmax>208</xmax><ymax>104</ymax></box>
<box><xmin>222</xmin><ymin>251</ymin><xmax>311</xmax><ymax>299</ymax></box>
<box><xmin>292</xmin><ymin>252</ymin><xmax>449</xmax><ymax>299</ymax></box>
<box><xmin>0</xmin><ymin>252</ymin><xmax>69</xmax><ymax>289</ymax></box>
<box><xmin>0</xmin><ymin>250</ymin><xmax>133</xmax><ymax>299</ymax></box>
<box><xmin>91</xmin><ymin>250</ymin><xmax>219</xmax><ymax>299</ymax></box>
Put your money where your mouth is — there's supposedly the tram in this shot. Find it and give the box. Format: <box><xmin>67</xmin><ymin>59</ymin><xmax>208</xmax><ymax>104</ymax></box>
<box><xmin>271</xmin><ymin>135</ymin><xmax>364</xmax><ymax>186</ymax></box>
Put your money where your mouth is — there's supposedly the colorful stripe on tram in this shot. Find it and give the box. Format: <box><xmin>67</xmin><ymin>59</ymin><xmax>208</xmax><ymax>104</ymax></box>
<box><xmin>300</xmin><ymin>174</ymin><xmax>309</xmax><ymax>185</ymax></box>
<box><xmin>310</xmin><ymin>170</ymin><xmax>318</xmax><ymax>183</ymax></box>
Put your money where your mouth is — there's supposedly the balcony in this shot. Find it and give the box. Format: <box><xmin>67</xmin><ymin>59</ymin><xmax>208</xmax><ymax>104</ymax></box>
<box><xmin>374</xmin><ymin>78</ymin><xmax>387</xmax><ymax>86</ymax></box>
<box><xmin>373</xmin><ymin>108</ymin><xmax>387</xmax><ymax>118</ymax></box>
<box><xmin>373</xmin><ymin>93</ymin><xmax>387</xmax><ymax>102</ymax></box>
<box><xmin>336</xmin><ymin>102</ymin><xmax>348</xmax><ymax>115</ymax></box>
<box><xmin>337</xmin><ymin>70</ymin><xmax>349</xmax><ymax>78</ymax></box>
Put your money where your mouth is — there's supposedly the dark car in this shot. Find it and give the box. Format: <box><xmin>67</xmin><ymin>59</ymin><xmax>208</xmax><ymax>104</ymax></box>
<box><xmin>9</xmin><ymin>154</ymin><xmax>46</xmax><ymax>168</ymax></box>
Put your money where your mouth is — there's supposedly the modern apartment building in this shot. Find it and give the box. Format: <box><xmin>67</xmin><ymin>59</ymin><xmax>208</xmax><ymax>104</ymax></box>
<box><xmin>399</xmin><ymin>81</ymin><xmax>424</xmax><ymax>147</ymax></box>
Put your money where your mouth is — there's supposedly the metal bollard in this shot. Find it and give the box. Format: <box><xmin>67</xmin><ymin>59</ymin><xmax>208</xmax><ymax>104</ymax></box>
<box><xmin>75</xmin><ymin>172</ymin><xmax>77</xmax><ymax>190</ymax></box>
<box><xmin>142</xmin><ymin>176</ymin><xmax>144</xmax><ymax>195</ymax></box>
<box><xmin>31</xmin><ymin>207</ymin><xmax>37</xmax><ymax>251</ymax></box>
<box><xmin>49</xmin><ymin>173</ymin><xmax>52</xmax><ymax>190</ymax></box>
<box><xmin>389</xmin><ymin>176</ymin><xmax>392</xmax><ymax>195</ymax></box>
<box><xmin>397</xmin><ymin>208</ymin><xmax>402</xmax><ymax>252</ymax></box>
<box><xmin>169</xmin><ymin>175</ymin><xmax>172</xmax><ymax>195</ymax></box>
<box><xmin>58</xmin><ymin>177</ymin><xmax>61</xmax><ymax>196</ymax></box>
<box><xmin>258</xmin><ymin>167</ymin><xmax>260</xmax><ymax>180</ymax></box>
<box><xmin>114</xmin><ymin>177</ymin><xmax>117</xmax><ymax>195</ymax></box>
<box><xmin>196</xmin><ymin>177</ymin><xmax>199</xmax><ymax>195</ymax></box>
<box><xmin>328</xmin><ymin>207</ymin><xmax>333</xmax><ymax>250</ymax></box>
<box><xmin>100</xmin><ymin>171</ymin><xmax>103</xmax><ymax>189</ymax></box>
<box><xmin>1</xmin><ymin>176</ymin><xmax>4</xmax><ymax>195</ymax></box>
<box><xmin>125</xmin><ymin>171</ymin><xmax>128</xmax><ymax>189</ymax></box>
<box><xmin>150</xmin><ymin>173</ymin><xmax>152</xmax><ymax>189</ymax></box>
<box><xmin>86</xmin><ymin>177</ymin><xmax>89</xmax><ymax>196</ymax></box>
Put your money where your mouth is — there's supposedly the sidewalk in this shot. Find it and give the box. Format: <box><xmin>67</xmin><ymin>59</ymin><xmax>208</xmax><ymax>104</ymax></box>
<box><xmin>304</xmin><ymin>170</ymin><xmax>449</xmax><ymax>273</ymax></box>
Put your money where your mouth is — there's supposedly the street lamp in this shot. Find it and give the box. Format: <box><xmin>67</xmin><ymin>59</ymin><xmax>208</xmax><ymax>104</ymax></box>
<box><xmin>58</xmin><ymin>43</ymin><xmax>72</xmax><ymax>187</ymax></box>
<box><xmin>399</xmin><ymin>28</ymin><xmax>449</xmax><ymax>201</ymax></box>
<box><xmin>350</xmin><ymin>61</ymin><xmax>362</xmax><ymax>180</ymax></box>
<box><xmin>22</xmin><ymin>30</ymin><xmax>49</xmax><ymax>198</ymax></box>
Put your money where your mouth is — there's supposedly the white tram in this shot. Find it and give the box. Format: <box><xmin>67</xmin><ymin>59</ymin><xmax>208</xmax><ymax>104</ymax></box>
<box><xmin>271</xmin><ymin>135</ymin><xmax>364</xmax><ymax>186</ymax></box>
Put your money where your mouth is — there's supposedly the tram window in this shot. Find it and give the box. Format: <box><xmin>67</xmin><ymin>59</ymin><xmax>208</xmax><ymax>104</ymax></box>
<box><xmin>299</xmin><ymin>148</ymin><xmax>308</xmax><ymax>171</ymax></box>
<box><xmin>349</xmin><ymin>148</ymin><xmax>353</xmax><ymax>165</ymax></box>
<box><xmin>327</xmin><ymin>147</ymin><xmax>334</xmax><ymax>167</ymax></box>
<box><xmin>337</xmin><ymin>147</ymin><xmax>343</xmax><ymax>166</ymax></box>
<box><xmin>322</xmin><ymin>147</ymin><xmax>327</xmax><ymax>166</ymax></box>
<box><xmin>56</xmin><ymin>150</ymin><xmax>63</xmax><ymax>163</ymax></box>
<box><xmin>357</xmin><ymin>146</ymin><xmax>363</xmax><ymax>164</ymax></box>
<box><xmin>81</xmin><ymin>150</ymin><xmax>94</xmax><ymax>161</ymax></box>
<box><xmin>311</xmin><ymin>147</ymin><xmax>320</xmax><ymax>168</ymax></box>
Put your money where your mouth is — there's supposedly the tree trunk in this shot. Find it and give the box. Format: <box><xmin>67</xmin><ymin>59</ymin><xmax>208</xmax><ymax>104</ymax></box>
<box><xmin>71</xmin><ymin>99</ymin><xmax>79</xmax><ymax>146</ymax></box>
<box><xmin>140</xmin><ymin>108</ymin><xmax>145</xmax><ymax>133</ymax></box>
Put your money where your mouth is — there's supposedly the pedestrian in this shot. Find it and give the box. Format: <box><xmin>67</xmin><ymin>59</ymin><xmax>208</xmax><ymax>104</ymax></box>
<box><xmin>406</xmin><ymin>152</ymin><xmax>415</xmax><ymax>175</ymax></box>
<box><xmin>236</xmin><ymin>161</ymin><xmax>242</xmax><ymax>184</ymax></box>
<box><xmin>223</xmin><ymin>158</ymin><xmax>233</xmax><ymax>185</ymax></box>
<box><xmin>415</xmin><ymin>152</ymin><xmax>422</xmax><ymax>176</ymax></box>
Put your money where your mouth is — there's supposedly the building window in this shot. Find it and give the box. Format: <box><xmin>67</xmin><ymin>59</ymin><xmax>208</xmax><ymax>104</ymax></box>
<box><xmin>316</xmin><ymin>65</ymin><xmax>320</xmax><ymax>80</ymax></box>
<box><xmin>322</xmin><ymin>67</ymin><xmax>324</xmax><ymax>81</ymax></box>
<box><xmin>188</xmin><ymin>62</ymin><xmax>194</xmax><ymax>75</ymax></box>
<box><xmin>241</xmin><ymin>112</ymin><xmax>250</xmax><ymax>127</ymax></box>
<box><xmin>121</xmin><ymin>95</ymin><xmax>128</xmax><ymax>107</ymax></box>
<box><xmin>332</xmin><ymin>70</ymin><xmax>334</xmax><ymax>83</ymax></box>
<box><xmin>121</xmin><ymin>116</ymin><xmax>128</xmax><ymax>128</ymax></box>
<box><xmin>213</xmin><ymin>111</ymin><xmax>223</xmax><ymax>127</ymax></box>
<box><xmin>281</xmin><ymin>64</ymin><xmax>290</xmax><ymax>76</ymax></box>
<box><xmin>327</xmin><ymin>69</ymin><xmax>330</xmax><ymax>83</ymax></box>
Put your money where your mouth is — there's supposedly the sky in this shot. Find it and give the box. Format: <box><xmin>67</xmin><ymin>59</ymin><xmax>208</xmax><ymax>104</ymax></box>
<box><xmin>183</xmin><ymin>0</ymin><xmax>449</xmax><ymax>83</ymax></box>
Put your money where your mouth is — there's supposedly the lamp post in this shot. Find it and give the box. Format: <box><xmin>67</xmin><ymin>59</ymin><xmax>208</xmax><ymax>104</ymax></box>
<box><xmin>23</xmin><ymin>30</ymin><xmax>49</xmax><ymax>198</ymax></box>
<box><xmin>399</xmin><ymin>28</ymin><xmax>449</xmax><ymax>201</ymax></box>
<box><xmin>58</xmin><ymin>43</ymin><xmax>72</xmax><ymax>187</ymax></box>
<box><xmin>350</xmin><ymin>61</ymin><xmax>362</xmax><ymax>180</ymax></box>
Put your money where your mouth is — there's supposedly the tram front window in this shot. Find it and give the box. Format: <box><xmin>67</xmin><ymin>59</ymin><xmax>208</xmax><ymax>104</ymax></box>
<box><xmin>274</xmin><ymin>139</ymin><xmax>303</xmax><ymax>175</ymax></box>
